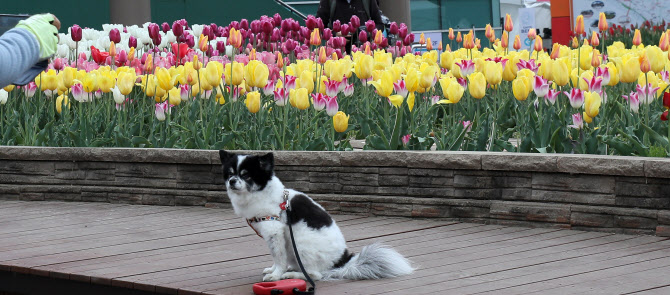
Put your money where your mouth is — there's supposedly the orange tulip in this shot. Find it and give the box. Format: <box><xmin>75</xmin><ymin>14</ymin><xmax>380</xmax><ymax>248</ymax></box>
<box><xmin>438</xmin><ymin>41</ymin><xmax>443</xmax><ymax>51</ymax></box>
<box><xmin>277</xmin><ymin>52</ymin><xmax>284</xmax><ymax>68</ymax></box>
<box><xmin>310</xmin><ymin>28</ymin><xmax>321</xmax><ymax>46</ymax></box>
<box><xmin>249</xmin><ymin>48</ymin><xmax>257</xmax><ymax>60</ymax></box>
<box><xmin>504</xmin><ymin>14</ymin><xmax>513</xmax><ymax>32</ymax></box>
<box><xmin>419</xmin><ymin>33</ymin><xmax>426</xmax><ymax>45</ymax></box>
<box><xmin>426</xmin><ymin>38</ymin><xmax>433</xmax><ymax>51</ymax></box>
<box><xmin>374</xmin><ymin>30</ymin><xmax>383</xmax><ymax>45</ymax></box>
<box><xmin>456</xmin><ymin>32</ymin><xmax>462</xmax><ymax>43</ymax></box>
<box><xmin>575</xmin><ymin>15</ymin><xmax>585</xmax><ymax>36</ymax></box>
<box><xmin>660</xmin><ymin>33</ymin><xmax>669</xmax><ymax>51</ymax></box>
<box><xmin>109</xmin><ymin>41</ymin><xmax>116</xmax><ymax>57</ymax></box>
<box><xmin>527</xmin><ymin>28</ymin><xmax>536</xmax><ymax>40</ymax></box>
<box><xmin>144</xmin><ymin>54</ymin><xmax>153</xmax><ymax>73</ymax></box>
<box><xmin>571</xmin><ymin>37</ymin><xmax>579</xmax><ymax>49</ymax></box>
<box><xmin>501</xmin><ymin>31</ymin><xmax>509</xmax><ymax>48</ymax></box>
<box><xmin>448</xmin><ymin>28</ymin><xmax>455</xmax><ymax>40</ymax></box>
<box><xmin>534</xmin><ymin>35</ymin><xmax>543</xmax><ymax>52</ymax></box>
<box><xmin>318</xmin><ymin>47</ymin><xmax>327</xmax><ymax>64</ymax></box>
<box><xmin>485</xmin><ymin>24</ymin><xmax>494</xmax><ymax>41</ymax></box>
<box><xmin>445</xmin><ymin>44</ymin><xmax>451</xmax><ymax>52</ymax></box>
<box><xmin>639</xmin><ymin>53</ymin><xmax>651</xmax><ymax>73</ymax></box>
<box><xmin>590</xmin><ymin>33</ymin><xmax>600</xmax><ymax>47</ymax></box>
<box><xmin>513</xmin><ymin>35</ymin><xmax>521</xmax><ymax>50</ymax></box>
<box><xmin>551</xmin><ymin>43</ymin><xmax>560</xmax><ymax>59</ymax></box>
<box><xmin>228</xmin><ymin>28</ymin><xmax>242</xmax><ymax>48</ymax></box>
<box><xmin>598</xmin><ymin>12</ymin><xmax>608</xmax><ymax>32</ymax></box>
<box><xmin>591</xmin><ymin>50</ymin><xmax>601</xmax><ymax>68</ymax></box>
<box><xmin>632</xmin><ymin>29</ymin><xmax>642</xmax><ymax>46</ymax></box>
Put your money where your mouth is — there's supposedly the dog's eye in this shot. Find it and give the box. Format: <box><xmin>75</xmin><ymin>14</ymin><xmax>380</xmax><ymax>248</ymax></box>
<box><xmin>228</xmin><ymin>168</ymin><xmax>234</xmax><ymax>175</ymax></box>
<box><xmin>240</xmin><ymin>171</ymin><xmax>249</xmax><ymax>178</ymax></box>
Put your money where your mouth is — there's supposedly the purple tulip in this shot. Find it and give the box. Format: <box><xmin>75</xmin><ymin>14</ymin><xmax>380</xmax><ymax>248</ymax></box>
<box><xmin>300</xmin><ymin>26</ymin><xmax>310</xmax><ymax>39</ymax></box>
<box><xmin>210</xmin><ymin>23</ymin><xmax>218</xmax><ymax>34</ymax></box>
<box><xmin>161</xmin><ymin>22</ymin><xmax>170</xmax><ymax>33</ymax></box>
<box><xmin>305</xmin><ymin>15</ymin><xmax>317</xmax><ymax>30</ymax></box>
<box><xmin>389</xmin><ymin>22</ymin><xmax>399</xmax><ymax>35</ymax></box>
<box><xmin>323</xmin><ymin>28</ymin><xmax>332</xmax><ymax>41</ymax></box>
<box><xmin>109</xmin><ymin>28</ymin><xmax>121</xmax><ymax>44</ymax></box>
<box><xmin>152</xmin><ymin>34</ymin><xmax>162</xmax><ymax>47</ymax></box>
<box><xmin>70</xmin><ymin>25</ymin><xmax>82</xmax><ymax>42</ymax></box>
<box><xmin>271</xmin><ymin>28</ymin><xmax>281</xmax><ymax>42</ymax></box>
<box><xmin>359</xmin><ymin>30</ymin><xmax>368</xmax><ymax>42</ymax></box>
<box><xmin>230</xmin><ymin>21</ymin><xmax>240</xmax><ymax>30</ymax></box>
<box><xmin>396</xmin><ymin>40</ymin><xmax>402</xmax><ymax>47</ymax></box>
<box><xmin>261</xmin><ymin>20</ymin><xmax>273</xmax><ymax>34</ymax></box>
<box><xmin>365</xmin><ymin>20</ymin><xmax>376</xmax><ymax>32</ymax></box>
<box><xmin>273</xmin><ymin>13</ymin><xmax>282</xmax><ymax>27</ymax></box>
<box><xmin>398</xmin><ymin>24</ymin><xmax>408</xmax><ymax>39</ymax></box>
<box><xmin>291</xmin><ymin>19</ymin><xmax>300</xmax><ymax>31</ymax></box>
<box><xmin>216</xmin><ymin>40</ymin><xmax>226</xmax><ymax>53</ymax></box>
<box><xmin>340</xmin><ymin>24</ymin><xmax>350</xmax><ymax>35</ymax></box>
<box><xmin>380</xmin><ymin>37</ymin><xmax>388</xmax><ymax>48</ymax></box>
<box><xmin>317</xmin><ymin>18</ymin><xmax>324</xmax><ymax>33</ymax></box>
<box><xmin>172</xmin><ymin>21</ymin><xmax>183</xmax><ymax>37</ymax></box>
<box><xmin>403</xmin><ymin>35</ymin><xmax>411</xmax><ymax>46</ymax></box>
<box><xmin>148</xmin><ymin>23</ymin><xmax>160</xmax><ymax>39</ymax></box>
<box><xmin>240</xmin><ymin>19</ymin><xmax>249</xmax><ymax>30</ymax></box>
<box><xmin>332</xmin><ymin>20</ymin><xmax>341</xmax><ymax>33</ymax></box>
<box><xmin>185</xmin><ymin>34</ymin><xmax>195</xmax><ymax>48</ymax></box>
<box><xmin>202</xmin><ymin>25</ymin><xmax>211</xmax><ymax>39</ymax></box>
<box><xmin>128</xmin><ymin>35</ymin><xmax>137</xmax><ymax>48</ymax></box>
<box><xmin>251</xmin><ymin>20</ymin><xmax>261</xmax><ymax>34</ymax></box>
<box><xmin>221</xmin><ymin>27</ymin><xmax>230</xmax><ymax>38</ymax></box>
<box><xmin>281</xmin><ymin>19</ymin><xmax>291</xmax><ymax>32</ymax></box>
<box><xmin>350</xmin><ymin>15</ymin><xmax>360</xmax><ymax>29</ymax></box>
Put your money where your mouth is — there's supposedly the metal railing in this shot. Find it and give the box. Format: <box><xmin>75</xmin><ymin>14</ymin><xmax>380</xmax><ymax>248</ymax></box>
<box><xmin>273</xmin><ymin>0</ymin><xmax>309</xmax><ymax>20</ymax></box>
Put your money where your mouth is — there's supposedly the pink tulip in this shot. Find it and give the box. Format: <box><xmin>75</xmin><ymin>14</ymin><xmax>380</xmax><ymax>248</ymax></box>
<box><xmin>161</xmin><ymin>22</ymin><xmax>170</xmax><ymax>33</ymax></box>
<box><xmin>312</xmin><ymin>93</ymin><xmax>327</xmax><ymax>111</ymax></box>
<box><xmin>595</xmin><ymin>67</ymin><xmax>611</xmax><ymax>85</ymax></box>
<box><xmin>332</xmin><ymin>20</ymin><xmax>341</xmax><ymax>33</ymax></box>
<box><xmin>534</xmin><ymin>76</ymin><xmax>550</xmax><ymax>98</ymax></box>
<box><xmin>343</xmin><ymin>83</ymin><xmax>354</xmax><ymax>97</ymax></box>
<box><xmin>263</xmin><ymin>80</ymin><xmax>275</xmax><ymax>96</ymax></box>
<box><xmin>155</xmin><ymin>101</ymin><xmax>168</xmax><ymax>121</ymax></box>
<box><xmin>636</xmin><ymin>83</ymin><xmax>660</xmax><ymax>105</ymax></box>
<box><xmin>306</xmin><ymin>15</ymin><xmax>317</xmax><ymax>30</ymax></box>
<box><xmin>430</xmin><ymin>95</ymin><xmax>440</xmax><ymax>105</ymax></box>
<box><xmin>283</xmin><ymin>75</ymin><xmax>297</xmax><ymax>90</ymax></box>
<box><xmin>582</xmin><ymin>76</ymin><xmax>603</xmax><ymax>93</ymax></box>
<box><xmin>115</xmin><ymin>50</ymin><xmax>128</xmax><ymax>67</ymax></box>
<box><xmin>455</xmin><ymin>60</ymin><xmax>475</xmax><ymax>77</ymax></box>
<box><xmin>394</xmin><ymin>80</ymin><xmax>408</xmax><ymax>98</ymax></box>
<box><xmin>180</xmin><ymin>84</ymin><xmax>190</xmax><ymax>101</ymax></box>
<box><xmin>402</xmin><ymin>134</ymin><xmax>411</xmax><ymax>145</ymax></box>
<box><xmin>545</xmin><ymin>89</ymin><xmax>559</xmax><ymax>105</ymax></box>
<box><xmin>660</xmin><ymin>70</ymin><xmax>669</xmax><ymax>83</ymax></box>
<box><xmin>52</xmin><ymin>58</ymin><xmax>64</xmax><ymax>71</ymax></box>
<box><xmin>341</xmin><ymin>24</ymin><xmax>350</xmax><ymax>36</ymax></box>
<box><xmin>148</xmin><ymin>23</ymin><xmax>160</xmax><ymax>40</ymax></box>
<box><xmin>398</xmin><ymin>24</ymin><xmax>408</xmax><ymax>39</ymax></box>
<box><xmin>365</xmin><ymin>20</ymin><xmax>376</xmax><ymax>32</ymax></box>
<box><xmin>358</xmin><ymin>30</ymin><xmax>368</xmax><ymax>43</ymax></box>
<box><xmin>564</xmin><ymin>88</ymin><xmax>585</xmax><ymax>109</ymax></box>
<box><xmin>273</xmin><ymin>88</ymin><xmax>289</xmax><ymax>106</ymax></box>
<box><xmin>389</xmin><ymin>22</ymin><xmax>399</xmax><ymax>35</ymax></box>
<box><xmin>517</xmin><ymin>59</ymin><xmax>540</xmax><ymax>73</ymax></box>
<box><xmin>323</xmin><ymin>28</ymin><xmax>332</xmax><ymax>41</ymax></box>
<box><xmin>325</xmin><ymin>96</ymin><xmax>338</xmax><ymax>116</ymax></box>
<box><xmin>462</xmin><ymin>121</ymin><xmax>473</xmax><ymax>133</ymax></box>
<box><xmin>172</xmin><ymin>21</ymin><xmax>184</xmax><ymax>37</ymax></box>
<box><xmin>71</xmin><ymin>83</ymin><xmax>88</xmax><ymax>102</ymax></box>
<box><xmin>350</xmin><ymin>15</ymin><xmax>360</xmax><ymax>29</ymax></box>
<box><xmin>622</xmin><ymin>92</ymin><xmax>640</xmax><ymax>113</ymax></box>
<box><xmin>568</xmin><ymin>113</ymin><xmax>583</xmax><ymax>129</ymax></box>
<box><xmin>23</xmin><ymin>82</ymin><xmax>37</xmax><ymax>98</ymax></box>
<box><xmin>273</xmin><ymin>13</ymin><xmax>282</xmax><ymax>27</ymax></box>
<box><xmin>324</xmin><ymin>80</ymin><xmax>341</xmax><ymax>97</ymax></box>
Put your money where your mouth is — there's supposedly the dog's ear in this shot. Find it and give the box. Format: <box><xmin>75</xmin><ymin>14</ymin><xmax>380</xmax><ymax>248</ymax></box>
<box><xmin>219</xmin><ymin>150</ymin><xmax>233</xmax><ymax>164</ymax></box>
<box><xmin>258</xmin><ymin>152</ymin><xmax>274</xmax><ymax>173</ymax></box>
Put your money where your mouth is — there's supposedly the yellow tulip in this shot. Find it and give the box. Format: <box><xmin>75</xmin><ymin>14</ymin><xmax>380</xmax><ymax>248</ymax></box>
<box><xmin>645</xmin><ymin>46</ymin><xmax>666</xmax><ymax>73</ymax></box>
<box><xmin>82</xmin><ymin>74</ymin><xmax>98</xmax><ymax>93</ymax></box>
<box><xmin>553</xmin><ymin>58</ymin><xmax>570</xmax><ymax>86</ymax></box>
<box><xmin>98</xmin><ymin>73</ymin><xmax>115</xmax><ymax>93</ymax></box>
<box><xmin>419</xmin><ymin>66</ymin><xmax>438</xmax><ymax>89</ymax></box>
<box><xmin>484</xmin><ymin>61</ymin><xmax>503</xmax><ymax>86</ymax></box>
<box><xmin>56</xmin><ymin>94</ymin><xmax>69</xmax><ymax>114</ymax></box>
<box><xmin>224</xmin><ymin>62</ymin><xmax>243</xmax><ymax>86</ymax></box>
<box><xmin>155</xmin><ymin>67</ymin><xmax>173</xmax><ymax>90</ymax></box>
<box><xmin>620</xmin><ymin>55</ymin><xmax>641</xmax><ymax>83</ymax></box>
<box><xmin>168</xmin><ymin>87</ymin><xmax>181</xmax><ymax>106</ymax></box>
<box><xmin>578</xmin><ymin>70</ymin><xmax>594</xmax><ymax>91</ymax></box>
<box><xmin>3</xmin><ymin>85</ymin><xmax>15</xmax><ymax>92</ymax></box>
<box><xmin>447</xmin><ymin>81</ymin><xmax>464</xmax><ymax>103</ymax></box>
<box><xmin>298</xmin><ymin>71</ymin><xmax>314</xmax><ymax>93</ymax></box>
<box><xmin>140</xmin><ymin>75</ymin><xmax>156</xmax><ymax>97</ymax></box>
<box><xmin>199</xmin><ymin>71</ymin><xmax>213</xmax><ymax>91</ymax></box>
<box><xmin>468</xmin><ymin>72</ymin><xmax>486</xmax><ymax>99</ymax></box>
<box><xmin>583</xmin><ymin>112</ymin><xmax>593</xmax><ymax>124</ymax></box>
<box><xmin>539</xmin><ymin>58</ymin><xmax>553</xmax><ymax>82</ymax></box>
<box><xmin>405</xmin><ymin>70</ymin><xmax>420</xmax><ymax>92</ymax></box>
<box><xmin>333</xmin><ymin>111</ymin><xmax>350</xmax><ymax>132</ymax></box>
<box><xmin>42</xmin><ymin>70</ymin><xmax>58</xmax><ymax>91</ymax></box>
<box><xmin>62</xmin><ymin>67</ymin><xmax>76</xmax><ymax>88</ymax></box>
<box><xmin>606</xmin><ymin>62</ymin><xmax>619</xmax><ymax>86</ymax></box>
<box><xmin>245</xmin><ymin>91</ymin><xmax>261</xmax><ymax>113</ymax></box>
<box><xmin>369</xmin><ymin>71</ymin><xmax>394</xmax><ymax>98</ymax></box>
<box><xmin>638</xmin><ymin>72</ymin><xmax>659</xmax><ymax>88</ymax></box>
<box><xmin>216</xmin><ymin>93</ymin><xmax>225</xmax><ymax>105</ymax></box>
<box><xmin>407</xmin><ymin>92</ymin><xmax>415</xmax><ymax>112</ymax></box>
<box><xmin>117</xmin><ymin>72</ymin><xmax>136</xmax><ymax>96</ymax></box>
<box><xmin>290</xmin><ymin>88</ymin><xmax>310</xmax><ymax>110</ymax></box>
<box><xmin>354</xmin><ymin>54</ymin><xmax>374</xmax><ymax>80</ymax></box>
<box><xmin>388</xmin><ymin>94</ymin><xmax>404</xmax><ymax>108</ymax></box>
<box><xmin>245</xmin><ymin>60</ymin><xmax>269</xmax><ymax>88</ymax></box>
<box><xmin>584</xmin><ymin>91</ymin><xmax>601</xmax><ymax>118</ymax></box>
<box><xmin>578</xmin><ymin>45</ymin><xmax>594</xmax><ymax>71</ymax></box>
<box><xmin>502</xmin><ymin>57</ymin><xmax>517</xmax><ymax>81</ymax></box>
<box><xmin>440</xmin><ymin>51</ymin><xmax>454</xmax><ymax>69</ymax></box>
<box><xmin>512</xmin><ymin>78</ymin><xmax>530</xmax><ymax>101</ymax></box>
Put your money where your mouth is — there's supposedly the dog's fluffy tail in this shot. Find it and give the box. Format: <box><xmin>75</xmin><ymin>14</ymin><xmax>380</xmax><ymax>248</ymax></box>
<box><xmin>324</xmin><ymin>243</ymin><xmax>415</xmax><ymax>280</ymax></box>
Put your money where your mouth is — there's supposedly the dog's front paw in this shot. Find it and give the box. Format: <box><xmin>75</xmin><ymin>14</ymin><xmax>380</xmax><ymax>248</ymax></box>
<box><xmin>263</xmin><ymin>273</ymin><xmax>282</xmax><ymax>282</ymax></box>
<box><xmin>263</xmin><ymin>265</ymin><xmax>276</xmax><ymax>274</ymax></box>
<box><xmin>281</xmin><ymin>272</ymin><xmax>306</xmax><ymax>280</ymax></box>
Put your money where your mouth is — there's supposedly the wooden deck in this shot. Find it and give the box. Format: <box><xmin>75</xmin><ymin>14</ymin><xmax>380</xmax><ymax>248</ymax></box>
<box><xmin>2</xmin><ymin>201</ymin><xmax>670</xmax><ymax>295</ymax></box>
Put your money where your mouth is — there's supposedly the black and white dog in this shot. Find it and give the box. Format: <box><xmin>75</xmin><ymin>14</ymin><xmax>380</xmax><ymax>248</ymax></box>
<box><xmin>219</xmin><ymin>150</ymin><xmax>414</xmax><ymax>281</ymax></box>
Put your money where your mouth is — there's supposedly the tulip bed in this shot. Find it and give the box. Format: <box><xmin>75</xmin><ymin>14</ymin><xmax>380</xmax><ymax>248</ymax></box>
<box><xmin>0</xmin><ymin>14</ymin><xmax>669</xmax><ymax>156</ymax></box>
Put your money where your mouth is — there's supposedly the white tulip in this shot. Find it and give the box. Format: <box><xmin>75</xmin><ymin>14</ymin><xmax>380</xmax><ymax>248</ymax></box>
<box><xmin>0</xmin><ymin>89</ymin><xmax>8</xmax><ymax>105</ymax></box>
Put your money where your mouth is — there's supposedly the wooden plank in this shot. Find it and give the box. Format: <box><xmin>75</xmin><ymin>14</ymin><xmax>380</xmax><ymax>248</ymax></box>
<box><xmin>626</xmin><ymin>285</ymin><xmax>670</xmax><ymax>295</ymax></box>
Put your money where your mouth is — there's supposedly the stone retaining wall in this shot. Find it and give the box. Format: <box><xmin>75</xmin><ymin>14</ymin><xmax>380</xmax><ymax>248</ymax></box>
<box><xmin>1</xmin><ymin>147</ymin><xmax>669</xmax><ymax>236</ymax></box>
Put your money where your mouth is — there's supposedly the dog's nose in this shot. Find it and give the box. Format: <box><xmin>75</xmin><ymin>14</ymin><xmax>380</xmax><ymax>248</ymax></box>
<box><xmin>229</xmin><ymin>178</ymin><xmax>237</xmax><ymax>186</ymax></box>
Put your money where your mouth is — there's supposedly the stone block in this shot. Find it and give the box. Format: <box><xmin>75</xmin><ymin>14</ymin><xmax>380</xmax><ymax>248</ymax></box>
<box><xmin>275</xmin><ymin>170</ymin><xmax>310</xmax><ymax>182</ymax></box>
<box><xmin>109</xmin><ymin>194</ymin><xmax>143</xmax><ymax>204</ymax></box>
<box><xmin>85</xmin><ymin>170</ymin><xmax>115</xmax><ymax>181</ymax></box>
<box><xmin>0</xmin><ymin>160</ymin><xmax>54</xmax><ymax>175</ymax></box>
<box><xmin>409</xmin><ymin>175</ymin><xmax>453</xmax><ymax>188</ymax></box>
<box><xmin>409</xmin><ymin>168</ymin><xmax>453</xmax><ymax>177</ymax></box>
<box><xmin>340</xmin><ymin>151</ymin><xmax>407</xmax><ymax>167</ymax></box>
<box><xmin>614</xmin><ymin>215</ymin><xmax>656</xmax><ymax>229</ymax></box>
<box><xmin>453</xmin><ymin>188</ymin><xmax>501</xmax><ymax>200</ymax></box>
<box><xmin>377</xmin><ymin>186</ymin><xmax>408</xmax><ymax>196</ymax></box>
<box><xmin>501</xmin><ymin>188</ymin><xmax>532</xmax><ymax>200</ymax></box>
<box><xmin>81</xmin><ymin>192</ymin><xmax>108</xmax><ymax>202</ymax></box>
<box><xmin>19</xmin><ymin>193</ymin><xmax>44</xmax><ymax>201</ymax></box>
<box><xmin>115</xmin><ymin>163</ymin><xmax>178</xmax><ymax>179</ymax></box>
<box><xmin>451</xmin><ymin>206</ymin><xmax>491</xmax><ymax>218</ymax></box>
<box><xmin>407</xmin><ymin>187</ymin><xmax>455</xmax><ymax>198</ymax></box>
<box><xmin>644</xmin><ymin>159</ymin><xmax>670</xmax><ymax>179</ymax></box>
<box><xmin>530</xmin><ymin>190</ymin><xmax>615</xmax><ymax>205</ymax></box>
<box><xmin>273</xmin><ymin>151</ymin><xmax>340</xmax><ymax>166</ymax></box>
<box><xmin>656</xmin><ymin>226</ymin><xmax>670</xmax><ymax>237</ymax></box>
<box><xmin>47</xmin><ymin>193</ymin><xmax>82</xmax><ymax>202</ymax></box>
<box><xmin>339</xmin><ymin>202</ymin><xmax>370</xmax><ymax>213</ymax></box>
<box><xmin>407</xmin><ymin>152</ymin><xmax>481</xmax><ymax>170</ymax></box>
<box><xmin>175</xmin><ymin>196</ymin><xmax>207</xmax><ymax>206</ymax></box>
<box><xmin>493</xmin><ymin>176</ymin><xmax>532</xmax><ymax>188</ymax></box>
<box><xmin>308</xmin><ymin>182</ymin><xmax>342</xmax><ymax>194</ymax></box>
<box><xmin>490</xmin><ymin>201</ymin><xmax>571</xmax><ymax>223</ymax></box>
<box><xmin>615</xmin><ymin>182</ymin><xmax>670</xmax><ymax>198</ymax></box>
<box><xmin>482</xmin><ymin>153</ymin><xmax>558</xmax><ymax>172</ymax></box>
<box><xmin>371</xmin><ymin>203</ymin><xmax>413</xmax><ymax>217</ymax></box>
<box><xmin>378</xmin><ymin>175</ymin><xmax>408</xmax><ymax>186</ymax></box>
<box><xmin>339</xmin><ymin>172</ymin><xmax>378</xmax><ymax>186</ymax></box>
<box><xmin>615</xmin><ymin>197</ymin><xmax>670</xmax><ymax>210</ymax></box>
<box><xmin>142</xmin><ymin>195</ymin><xmax>175</xmax><ymax>206</ymax></box>
<box><xmin>532</xmin><ymin>173</ymin><xmax>615</xmax><ymax>194</ymax></box>
<box><xmin>453</xmin><ymin>175</ymin><xmax>494</xmax><ymax>188</ymax></box>
<box><xmin>411</xmin><ymin>205</ymin><xmax>451</xmax><ymax>218</ymax></box>
<box><xmin>570</xmin><ymin>212</ymin><xmax>615</xmax><ymax>228</ymax></box>
<box><xmin>570</xmin><ymin>205</ymin><xmax>657</xmax><ymax>219</ymax></box>
<box><xmin>379</xmin><ymin>167</ymin><xmax>408</xmax><ymax>175</ymax></box>
<box><xmin>318</xmin><ymin>201</ymin><xmax>341</xmax><ymax>212</ymax></box>
<box><xmin>658</xmin><ymin>211</ymin><xmax>670</xmax><ymax>224</ymax></box>
<box><xmin>558</xmin><ymin>155</ymin><xmax>644</xmax><ymax>176</ymax></box>
<box><xmin>0</xmin><ymin>195</ymin><xmax>19</xmax><ymax>200</ymax></box>
<box><xmin>341</xmin><ymin>185</ymin><xmax>378</xmax><ymax>195</ymax></box>
<box><xmin>309</xmin><ymin>172</ymin><xmax>339</xmax><ymax>183</ymax></box>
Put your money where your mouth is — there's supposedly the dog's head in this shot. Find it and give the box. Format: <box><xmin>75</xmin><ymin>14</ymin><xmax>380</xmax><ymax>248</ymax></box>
<box><xmin>219</xmin><ymin>150</ymin><xmax>275</xmax><ymax>194</ymax></box>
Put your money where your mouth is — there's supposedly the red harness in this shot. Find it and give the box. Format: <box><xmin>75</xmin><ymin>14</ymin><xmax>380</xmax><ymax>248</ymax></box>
<box><xmin>246</xmin><ymin>195</ymin><xmax>288</xmax><ymax>238</ymax></box>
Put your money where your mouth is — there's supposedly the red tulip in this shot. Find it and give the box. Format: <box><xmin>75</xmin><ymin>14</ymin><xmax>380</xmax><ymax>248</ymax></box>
<box><xmin>90</xmin><ymin>46</ymin><xmax>109</xmax><ymax>64</ymax></box>
<box><xmin>663</xmin><ymin>92</ymin><xmax>670</xmax><ymax>109</ymax></box>
<box><xmin>172</xmin><ymin>42</ymin><xmax>189</xmax><ymax>60</ymax></box>
<box><xmin>70</xmin><ymin>25</ymin><xmax>82</xmax><ymax>42</ymax></box>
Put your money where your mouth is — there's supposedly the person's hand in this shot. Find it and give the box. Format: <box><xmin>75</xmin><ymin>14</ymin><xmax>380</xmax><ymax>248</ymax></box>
<box><xmin>15</xmin><ymin>14</ymin><xmax>60</xmax><ymax>59</ymax></box>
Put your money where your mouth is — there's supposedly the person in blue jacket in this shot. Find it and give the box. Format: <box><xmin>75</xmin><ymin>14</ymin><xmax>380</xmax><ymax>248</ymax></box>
<box><xmin>0</xmin><ymin>14</ymin><xmax>60</xmax><ymax>88</ymax></box>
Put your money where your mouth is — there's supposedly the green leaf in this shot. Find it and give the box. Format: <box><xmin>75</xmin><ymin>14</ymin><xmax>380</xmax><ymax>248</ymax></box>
<box><xmin>365</xmin><ymin>135</ymin><xmax>390</xmax><ymax>150</ymax></box>
<box><xmin>641</xmin><ymin>123</ymin><xmax>670</xmax><ymax>150</ymax></box>
<box><xmin>131</xmin><ymin>136</ymin><xmax>152</xmax><ymax>147</ymax></box>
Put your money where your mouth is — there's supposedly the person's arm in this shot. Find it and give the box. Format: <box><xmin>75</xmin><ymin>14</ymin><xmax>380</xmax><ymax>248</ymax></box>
<box><xmin>316</xmin><ymin>0</ymin><xmax>331</xmax><ymax>27</ymax></box>
<box><xmin>369</xmin><ymin>0</ymin><xmax>384</xmax><ymax>31</ymax></box>
<box><xmin>0</xmin><ymin>28</ymin><xmax>41</xmax><ymax>88</ymax></box>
